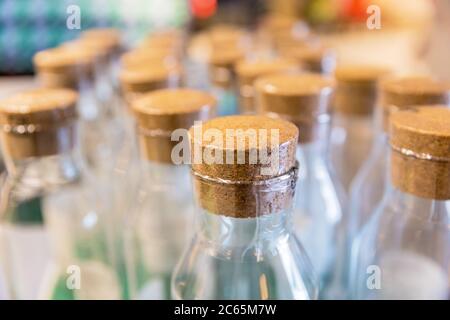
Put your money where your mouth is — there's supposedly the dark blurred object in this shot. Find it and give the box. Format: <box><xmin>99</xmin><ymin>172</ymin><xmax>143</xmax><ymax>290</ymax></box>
<box><xmin>0</xmin><ymin>0</ymin><xmax>189</xmax><ymax>75</ymax></box>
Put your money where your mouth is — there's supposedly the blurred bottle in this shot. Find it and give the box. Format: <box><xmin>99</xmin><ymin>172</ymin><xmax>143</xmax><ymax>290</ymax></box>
<box><xmin>33</xmin><ymin>46</ymin><xmax>120</xmax><ymax>177</ymax></box>
<box><xmin>235</xmin><ymin>57</ymin><xmax>298</xmax><ymax>114</ymax></box>
<box><xmin>350</xmin><ymin>107</ymin><xmax>450</xmax><ymax>300</ymax></box>
<box><xmin>0</xmin><ymin>88</ymin><xmax>120</xmax><ymax>299</ymax></box>
<box><xmin>125</xmin><ymin>89</ymin><xmax>215</xmax><ymax>300</ymax></box>
<box><xmin>330</xmin><ymin>65</ymin><xmax>390</xmax><ymax>192</ymax></box>
<box><xmin>188</xmin><ymin>25</ymin><xmax>246</xmax><ymax>115</ymax></box>
<box><xmin>255</xmin><ymin>73</ymin><xmax>344</xmax><ymax>297</ymax></box>
<box><xmin>172</xmin><ymin>115</ymin><xmax>318</xmax><ymax>299</ymax></box>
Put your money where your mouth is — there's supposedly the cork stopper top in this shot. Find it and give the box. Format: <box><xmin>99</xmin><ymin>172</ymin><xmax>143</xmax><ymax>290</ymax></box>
<box><xmin>334</xmin><ymin>65</ymin><xmax>391</xmax><ymax>115</ymax></box>
<box><xmin>282</xmin><ymin>44</ymin><xmax>332</xmax><ymax>64</ymax></box>
<box><xmin>132</xmin><ymin>88</ymin><xmax>216</xmax><ymax>132</ymax></box>
<box><xmin>81</xmin><ymin>28</ymin><xmax>122</xmax><ymax>51</ymax></box>
<box><xmin>190</xmin><ymin>115</ymin><xmax>298</xmax><ymax>182</ymax></box>
<box><xmin>335</xmin><ymin>65</ymin><xmax>391</xmax><ymax>84</ymax></box>
<box><xmin>235</xmin><ymin>58</ymin><xmax>298</xmax><ymax>84</ymax></box>
<box><xmin>33</xmin><ymin>47</ymin><xmax>92</xmax><ymax>73</ymax></box>
<box><xmin>255</xmin><ymin>73</ymin><xmax>334</xmax><ymax>96</ymax></box>
<box><xmin>382</xmin><ymin>77</ymin><xmax>450</xmax><ymax>108</ymax></box>
<box><xmin>120</xmin><ymin>48</ymin><xmax>177</xmax><ymax>69</ymax></box>
<box><xmin>119</xmin><ymin>63</ymin><xmax>181</xmax><ymax>91</ymax></box>
<box><xmin>390</xmin><ymin>107</ymin><xmax>450</xmax><ymax>160</ymax></box>
<box><xmin>139</xmin><ymin>29</ymin><xmax>182</xmax><ymax>51</ymax></box>
<box><xmin>0</xmin><ymin>88</ymin><xmax>78</xmax><ymax>126</ymax></box>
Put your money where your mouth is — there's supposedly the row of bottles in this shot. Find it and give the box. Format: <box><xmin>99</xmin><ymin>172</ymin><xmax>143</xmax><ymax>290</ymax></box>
<box><xmin>0</xmin><ymin>16</ymin><xmax>449</xmax><ymax>299</ymax></box>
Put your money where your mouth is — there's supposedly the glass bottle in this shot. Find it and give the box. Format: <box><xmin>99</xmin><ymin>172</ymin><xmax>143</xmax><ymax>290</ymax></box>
<box><xmin>235</xmin><ymin>58</ymin><xmax>299</xmax><ymax>114</ymax></box>
<box><xmin>124</xmin><ymin>88</ymin><xmax>216</xmax><ymax>300</ymax></box>
<box><xmin>0</xmin><ymin>88</ymin><xmax>120</xmax><ymax>300</ymax></box>
<box><xmin>348</xmin><ymin>77</ymin><xmax>450</xmax><ymax>257</ymax></box>
<box><xmin>330</xmin><ymin>65</ymin><xmax>390</xmax><ymax>192</ymax></box>
<box><xmin>32</xmin><ymin>46</ymin><xmax>120</xmax><ymax>177</ymax></box>
<box><xmin>255</xmin><ymin>73</ymin><xmax>344</xmax><ymax>297</ymax></box>
<box><xmin>172</xmin><ymin>115</ymin><xmax>318</xmax><ymax>300</ymax></box>
<box><xmin>350</xmin><ymin>107</ymin><xmax>450</xmax><ymax>300</ymax></box>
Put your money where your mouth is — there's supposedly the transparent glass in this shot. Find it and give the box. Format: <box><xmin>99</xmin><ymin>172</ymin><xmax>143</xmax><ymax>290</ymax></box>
<box><xmin>293</xmin><ymin>141</ymin><xmax>344</xmax><ymax>296</ymax></box>
<box><xmin>172</xmin><ymin>169</ymin><xmax>318</xmax><ymax>300</ymax></box>
<box><xmin>0</xmin><ymin>149</ymin><xmax>120</xmax><ymax>299</ymax></box>
<box><xmin>348</xmin><ymin>133</ymin><xmax>389</xmax><ymax>245</ymax></box>
<box><xmin>330</xmin><ymin>113</ymin><xmax>375</xmax><ymax>191</ymax></box>
<box><xmin>350</xmin><ymin>189</ymin><xmax>450</xmax><ymax>299</ymax></box>
<box><xmin>124</xmin><ymin>161</ymin><xmax>194</xmax><ymax>300</ymax></box>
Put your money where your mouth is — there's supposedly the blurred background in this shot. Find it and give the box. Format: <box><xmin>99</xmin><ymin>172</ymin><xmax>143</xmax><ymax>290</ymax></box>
<box><xmin>0</xmin><ymin>0</ymin><xmax>448</xmax><ymax>77</ymax></box>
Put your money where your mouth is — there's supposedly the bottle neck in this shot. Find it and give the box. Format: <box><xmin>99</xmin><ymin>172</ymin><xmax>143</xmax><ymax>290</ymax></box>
<box><xmin>195</xmin><ymin>209</ymin><xmax>292</xmax><ymax>248</ymax></box>
<box><xmin>297</xmin><ymin>140</ymin><xmax>328</xmax><ymax>169</ymax></box>
<box><xmin>384</xmin><ymin>187</ymin><xmax>450</xmax><ymax>223</ymax></box>
<box><xmin>5</xmin><ymin>149</ymin><xmax>81</xmax><ymax>188</ymax></box>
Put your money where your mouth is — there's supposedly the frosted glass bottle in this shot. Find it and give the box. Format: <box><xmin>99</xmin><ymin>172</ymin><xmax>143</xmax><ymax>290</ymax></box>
<box><xmin>255</xmin><ymin>73</ymin><xmax>344</xmax><ymax>296</ymax></box>
<box><xmin>0</xmin><ymin>88</ymin><xmax>120</xmax><ymax>300</ymax></box>
<box><xmin>330</xmin><ymin>65</ymin><xmax>389</xmax><ymax>191</ymax></box>
<box><xmin>124</xmin><ymin>89</ymin><xmax>216</xmax><ymax>300</ymax></box>
<box><xmin>172</xmin><ymin>115</ymin><xmax>318</xmax><ymax>300</ymax></box>
<box><xmin>350</xmin><ymin>107</ymin><xmax>450</xmax><ymax>300</ymax></box>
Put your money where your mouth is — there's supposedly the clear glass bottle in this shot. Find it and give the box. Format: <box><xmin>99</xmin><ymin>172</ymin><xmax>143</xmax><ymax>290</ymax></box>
<box><xmin>124</xmin><ymin>89</ymin><xmax>216</xmax><ymax>300</ymax></box>
<box><xmin>348</xmin><ymin>77</ymin><xmax>450</xmax><ymax>257</ymax></box>
<box><xmin>350</xmin><ymin>107</ymin><xmax>450</xmax><ymax>300</ymax></box>
<box><xmin>0</xmin><ymin>88</ymin><xmax>120</xmax><ymax>300</ymax></box>
<box><xmin>330</xmin><ymin>65</ymin><xmax>390</xmax><ymax>191</ymax></box>
<box><xmin>172</xmin><ymin>115</ymin><xmax>318</xmax><ymax>300</ymax></box>
<box><xmin>33</xmin><ymin>46</ymin><xmax>121</xmax><ymax>177</ymax></box>
<box><xmin>255</xmin><ymin>73</ymin><xmax>344</xmax><ymax>297</ymax></box>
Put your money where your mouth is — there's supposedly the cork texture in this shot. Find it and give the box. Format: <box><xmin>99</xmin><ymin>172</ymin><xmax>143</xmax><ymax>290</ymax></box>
<box><xmin>81</xmin><ymin>28</ymin><xmax>122</xmax><ymax>53</ymax></box>
<box><xmin>254</xmin><ymin>73</ymin><xmax>334</xmax><ymax>143</ymax></box>
<box><xmin>190</xmin><ymin>115</ymin><xmax>299</xmax><ymax>217</ymax></box>
<box><xmin>34</xmin><ymin>46</ymin><xmax>94</xmax><ymax>89</ymax></box>
<box><xmin>381</xmin><ymin>77</ymin><xmax>450</xmax><ymax>131</ymax></box>
<box><xmin>119</xmin><ymin>64</ymin><xmax>182</xmax><ymax>94</ymax></box>
<box><xmin>390</xmin><ymin>107</ymin><xmax>450</xmax><ymax>199</ymax></box>
<box><xmin>133</xmin><ymin>89</ymin><xmax>216</xmax><ymax>163</ymax></box>
<box><xmin>0</xmin><ymin>88</ymin><xmax>78</xmax><ymax>159</ymax></box>
<box><xmin>235</xmin><ymin>58</ymin><xmax>299</xmax><ymax>113</ymax></box>
<box><xmin>334</xmin><ymin>65</ymin><xmax>391</xmax><ymax>115</ymax></box>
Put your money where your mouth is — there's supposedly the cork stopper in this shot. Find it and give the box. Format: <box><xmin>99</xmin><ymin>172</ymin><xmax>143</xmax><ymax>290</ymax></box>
<box><xmin>0</xmin><ymin>88</ymin><xmax>78</xmax><ymax>159</ymax></box>
<box><xmin>281</xmin><ymin>44</ymin><xmax>335</xmax><ymax>74</ymax></box>
<box><xmin>334</xmin><ymin>65</ymin><xmax>391</xmax><ymax>116</ymax></box>
<box><xmin>139</xmin><ymin>29</ymin><xmax>183</xmax><ymax>54</ymax></box>
<box><xmin>33</xmin><ymin>47</ymin><xmax>93</xmax><ymax>89</ymax></box>
<box><xmin>81</xmin><ymin>28</ymin><xmax>122</xmax><ymax>53</ymax></box>
<box><xmin>235</xmin><ymin>58</ymin><xmax>299</xmax><ymax>113</ymax></box>
<box><xmin>119</xmin><ymin>63</ymin><xmax>182</xmax><ymax>100</ymax></box>
<box><xmin>190</xmin><ymin>115</ymin><xmax>298</xmax><ymax>218</ymax></box>
<box><xmin>255</xmin><ymin>73</ymin><xmax>335</xmax><ymax>143</ymax></box>
<box><xmin>132</xmin><ymin>89</ymin><xmax>216</xmax><ymax>163</ymax></box>
<box><xmin>381</xmin><ymin>77</ymin><xmax>450</xmax><ymax>131</ymax></box>
<box><xmin>120</xmin><ymin>48</ymin><xmax>177</xmax><ymax>69</ymax></box>
<box><xmin>390</xmin><ymin>107</ymin><xmax>450</xmax><ymax>200</ymax></box>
